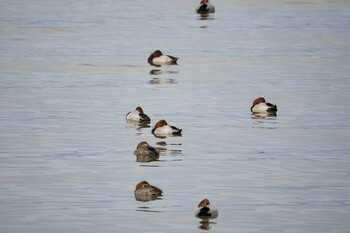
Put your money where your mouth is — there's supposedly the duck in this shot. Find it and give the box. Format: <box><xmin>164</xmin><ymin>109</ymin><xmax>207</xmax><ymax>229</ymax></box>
<box><xmin>250</xmin><ymin>97</ymin><xmax>277</xmax><ymax>113</ymax></box>
<box><xmin>134</xmin><ymin>141</ymin><xmax>159</xmax><ymax>162</ymax></box>
<box><xmin>148</xmin><ymin>50</ymin><xmax>178</xmax><ymax>66</ymax></box>
<box><xmin>126</xmin><ymin>106</ymin><xmax>151</xmax><ymax>123</ymax></box>
<box><xmin>134</xmin><ymin>180</ymin><xmax>163</xmax><ymax>202</ymax></box>
<box><xmin>196</xmin><ymin>0</ymin><xmax>215</xmax><ymax>14</ymax></box>
<box><xmin>152</xmin><ymin>119</ymin><xmax>182</xmax><ymax>137</ymax></box>
<box><xmin>195</xmin><ymin>199</ymin><xmax>218</xmax><ymax>219</ymax></box>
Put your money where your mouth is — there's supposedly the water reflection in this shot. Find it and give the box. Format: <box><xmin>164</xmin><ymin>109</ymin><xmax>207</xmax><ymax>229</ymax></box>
<box><xmin>149</xmin><ymin>69</ymin><xmax>179</xmax><ymax>75</ymax></box>
<box><xmin>198</xmin><ymin>219</ymin><xmax>217</xmax><ymax>230</ymax></box>
<box><xmin>251</xmin><ymin>112</ymin><xmax>277</xmax><ymax>129</ymax></box>
<box><xmin>156</xmin><ymin>141</ymin><xmax>182</xmax><ymax>156</ymax></box>
<box><xmin>136</xmin><ymin>207</ymin><xmax>163</xmax><ymax>213</ymax></box>
<box><xmin>153</xmin><ymin>133</ymin><xmax>182</xmax><ymax>139</ymax></box>
<box><xmin>198</xmin><ymin>14</ymin><xmax>215</xmax><ymax>20</ymax></box>
<box><xmin>251</xmin><ymin>112</ymin><xmax>277</xmax><ymax>119</ymax></box>
<box><xmin>149</xmin><ymin>78</ymin><xmax>177</xmax><ymax>85</ymax></box>
<box><xmin>157</xmin><ymin>147</ymin><xmax>182</xmax><ymax>156</ymax></box>
<box><xmin>126</xmin><ymin>121</ymin><xmax>150</xmax><ymax>135</ymax></box>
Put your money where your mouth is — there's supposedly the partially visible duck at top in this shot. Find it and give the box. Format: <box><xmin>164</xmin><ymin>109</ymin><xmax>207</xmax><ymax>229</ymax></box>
<box><xmin>152</xmin><ymin>119</ymin><xmax>182</xmax><ymax>138</ymax></box>
<box><xmin>148</xmin><ymin>50</ymin><xmax>178</xmax><ymax>66</ymax></box>
<box><xmin>194</xmin><ymin>199</ymin><xmax>218</xmax><ymax>219</ymax></box>
<box><xmin>134</xmin><ymin>141</ymin><xmax>159</xmax><ymax>162</ymax></box>
<box><xmin>251</xmin><ymin>97</ymin><xmax>277</xmax><ymax>113</ymax></box>
<box><xmin>196</xmin><ymin>0</ymin><xmax>215</xmax><ymax>14</ymax></box>
<box><xmin>134</xmin><ymin>180</ymin><xmax>163</xmax><ymax>202</ymax></box>
<box><xmin>126</xmin><ymin>106</ymin><xmax>151</xmax><ymax>123</ymax></box>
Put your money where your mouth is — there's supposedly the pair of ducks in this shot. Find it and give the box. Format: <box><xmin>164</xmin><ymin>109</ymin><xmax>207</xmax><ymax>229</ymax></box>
<box><xmin>148</xmin><ymin>50</ymin><xmax>279</xmax><ymax>115</ymax></box>
<box><xmin>126</xmin><ymin>107</ymin><xmax>182</xmax><ymax>138</ymax></box>
<box><xmin>134</xmin><ymin>181</ymin><xmax>218</xmax><ymax>219</ymax></box>
<box><xmin>132</xmin><ymin>118</ymin><xmax>182</xmax><ymax>161</ymax></box>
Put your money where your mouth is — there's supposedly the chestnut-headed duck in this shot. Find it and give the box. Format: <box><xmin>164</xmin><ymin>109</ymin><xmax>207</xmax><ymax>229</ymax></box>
<box><xmin>148</xmin><ymin>50</ymin><xmax>178</xmax><ymax>66</ymax></box>
<box><xmin>134</xmin><ymin>141</ymin><xmax>159</xmax><ymax>162</ymax></box>
<box><xmin>152</xmin><ymin>119</ymin><xmax>182</xmax><ymax>137</ymax></box>
<box><xmin>195</xmin><ymin>199</ymin><xmax>218</xmax><ymax>219</ymax></box>
<box><xmin>134</xmin><ymin>180</ymin><xmax>163</xmax><ymax>202</ymax></box>
<box><xmin>196</xmin><ymin>0</ymin><xmax>215</xmax><ymax>14</ymax></box>
<box><xmin>126</xmin><ymin>106</ymin><xmax>151</xmax><ymax>122</ymax></box>
<box><xmin>251</xmin><ymin>97</ymin><xmax>277</xmax><ymax>113</ymax></box>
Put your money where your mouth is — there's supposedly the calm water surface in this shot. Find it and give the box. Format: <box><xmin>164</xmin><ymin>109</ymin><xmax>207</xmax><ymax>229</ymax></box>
<box><xmin>1</xmin><ymin>0</ymin><xmax>350</xmax><ymax>232</ymax></box>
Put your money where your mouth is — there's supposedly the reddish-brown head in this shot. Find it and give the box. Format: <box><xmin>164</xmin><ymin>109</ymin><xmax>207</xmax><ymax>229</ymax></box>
<box><xmin>148</xmin><ymin>50</ymin><xmax>163</xmax><ymax>61</ymax></box>
<box><xmin>154</xmin><ymin>119</ymin><xmax>168</xmax><ymax>129</ymax></box>
<box><xmin>201</xmin><ymin>0</ymin><xmax>209</xmax><ymax>4</ymax></box>
<box><xmin>252</xmin><ymin>97</ymin><xmax>266</xmax><ymax>107</ymax></box>
<box><xmin>135</xmin><ymin>181</ymin><xmax>150</xmax><ymax>191</ymax></box>
<box><xmin>136</xmin><ymin>141</ymin><xmax>149</xmax><ymax>149</ymax></box>
<box><xmin>198</xmin><ymin>198</ymin><xmax>210</xmax><ymax>207</ymax></box>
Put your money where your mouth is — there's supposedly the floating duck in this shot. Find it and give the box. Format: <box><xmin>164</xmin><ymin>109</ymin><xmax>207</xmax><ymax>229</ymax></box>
<box><xmin>134</xmin><ymin>180</ymin><xmax>163</xmax><ymax>202</ymax></box>
<box><xmin>196</xmin><ymin>0</ymin><xmax>215</xmax><ymax>14</ymax></box>
<box><xmin>134</xmin><ymin>141</ymin><xmax>159</xmax><ymax>162</ymax></box>
<box><xmin>195</xmin><ymin>199</ymin><xmax>218</xmax><ymax>219</ymax></box>
<box><xmin>152</xmin><ymin>119</ymin><xmax>182</xmax><ymax>137</ymax></box>
<box><xmin>148</xmin><ymin>50</ymin><xmax>178</xmax><ymax>66</ymax></box>
<box><xmin>126</xmin><ymin>106</ymin><xmax>151</xmax><ymax>122</ymax></box>
<box><xmin>251</xmin><ymin>97</ymin><xmax>277</xmax><ymax>113</ymax></box>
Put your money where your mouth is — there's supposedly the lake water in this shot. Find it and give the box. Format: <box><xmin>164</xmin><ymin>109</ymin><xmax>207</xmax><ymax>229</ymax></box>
<box><xmin>1</xmin><ymin>0</ymin><xmax>350</xmax><ymax>232</ymax></box>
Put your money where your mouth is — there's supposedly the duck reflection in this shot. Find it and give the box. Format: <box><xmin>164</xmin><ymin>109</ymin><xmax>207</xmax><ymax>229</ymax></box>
<box><xmin>134</xmin><ymin>180</ymin><xmax>163</xmax><ymax>202</ymax></box>
<box><xmin>149</xmin><ymin>78</ymin><xmax>177</xmax><ymax>85</ymax></box>
<box><xmin>198</xmin><ymin>219</ymin><xmax>217</xmax><ymax>230</ymax></box>
<box><xmin>136</xmin><ymin>206</ymin><xmax>162</xmax><ymax>213</ymax></box>
<box><xmin>251</xmin><ymin>113</ymin><xmax>277</xmax><ymax>129</ymax></box>
<box><xmin>198</xmin><ymin>13</ymin><xmax>215</xmax><ymax>20</ymax></box>
<box><xmin>156</xmin><ymin>141</ymin><xmax>182</xmax><ymax>155</ymax></box>
<box><xmin>126</xmin><ymin>121</ymin><xmax>150</xmax><ymax>130</ymax></box>
<box><xmin>150</xmin><ymin>69</ymin><xmax>163</xmax><ymax>75</ymax></box>
<box><xmin>251</xmin><ymin>112</ymin><xmax>277</xmax><ymax>119</ymax></box>
<box><xmin>150</xmin><ymin>69</ymin><xmax>179</xmax><ymax>75</ymax></box>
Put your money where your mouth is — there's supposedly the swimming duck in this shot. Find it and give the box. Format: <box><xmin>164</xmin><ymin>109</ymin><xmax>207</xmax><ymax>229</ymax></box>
<box><xmin>134</xmin><ymin>180</ymin><xmax>163</xmax><ymax>202</ymax></box>
<box><xmin>195</xmin><ymin>199</ymin><xmax>218</xmax><ymax>219</ymax></box>
<box><xmin>152</xmin><ymin>119</ymin><xmax>182</xmax><ymax>137</ymax></box>
<box><xmin>126</xmin><ymin>106</ymin><xmax>151</xmax><ymax>123</ymax></box>
<box><xmin>250</xmin><ymin>97</ymin><xmax>277</xmax><ymax>113</ymax></box>
<box><xmin>196</xmin><ymin>0</ymin><xmax>215</xmax><ymax>14</ymax></box>
<box><xmin>148</xmin><ymin>50</ymin><xmax>178</xmax><ymax>66</ymax></box>
<box><xmin>134</xmin><ymin>141</ymin><xmax>159</xmax><ymax>162</ymax></box>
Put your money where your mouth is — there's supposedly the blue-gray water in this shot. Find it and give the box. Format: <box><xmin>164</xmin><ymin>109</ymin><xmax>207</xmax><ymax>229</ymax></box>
<box><xmin>1</xmin><ymin>0</ymin><xmax>350</xmax><ymax>232</ymax></box>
